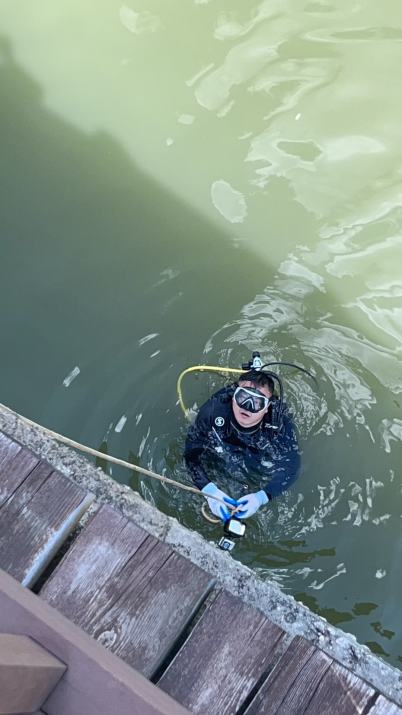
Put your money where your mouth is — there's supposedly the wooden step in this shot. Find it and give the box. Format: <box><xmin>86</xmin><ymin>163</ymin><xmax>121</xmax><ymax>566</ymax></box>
<box><xmin>0</xmin><ymin>633</ymin><xmax>66</xmax><ymax>714</ymax></box>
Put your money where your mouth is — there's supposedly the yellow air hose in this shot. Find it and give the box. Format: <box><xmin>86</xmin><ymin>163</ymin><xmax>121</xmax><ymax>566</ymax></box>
<box><xmin>176</xmin><ymin>364</ymin><xmax>246</xmax><ymax>420</ymax></box>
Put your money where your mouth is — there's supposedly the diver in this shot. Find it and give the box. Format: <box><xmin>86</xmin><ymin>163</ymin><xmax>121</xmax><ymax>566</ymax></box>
<box><xmin>184</xmin><ymin>368</ymin><xmax>301</xmax><ymax>522</ymax></box>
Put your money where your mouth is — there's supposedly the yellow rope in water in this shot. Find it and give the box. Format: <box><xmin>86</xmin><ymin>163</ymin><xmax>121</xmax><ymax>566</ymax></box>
<box><xmin>201</xmin><ymin>502</ymin><xmax>221</xmax><ymax>524</ymax></box>
<box><xmin>0</xmin><ymin>402</ymin><xmax>237</xmax><ymax>516</ymax></box>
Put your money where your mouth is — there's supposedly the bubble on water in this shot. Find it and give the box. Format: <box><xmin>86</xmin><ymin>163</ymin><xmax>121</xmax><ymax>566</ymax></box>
<box><xmin>186</xmin><ymin>406</ymin><xmax>198</xmax><ymax>423</ymax></box>
<box><xmin>139</xmin><ymin>333</ymin><xmax>158</xmax><ymax>346</ymax></box>
<box><xmin>375</xmin><ymin>569</ymin><xmax>386</xmax><ymax>579</ymax></box>
<box><xmin>379</xmin><ymin>418</ymin><xmax>402</xmax><ymax>453</ymax></box>
<box><xmin>114</xmin><ymin>415</ymin><xmax>127</xmax><ymax>433</ymax></box>
<box><xmin>178</xmin><ymin>114</ymin><xmax>195</xmax><ymax>125</ymax></box>
<box><xmin>152</xmin><ymin>268</ymin><xmax>180</xmax><ymax>287</ymax></box>
<box><xmin>139</xmin><ymin>479</ymin><xmax>156</xmax><ymax>505</ymax></box>
<box><xmin>211</xmin><ymin>180</ymin><xmax>248</xmax><ymax>224</ymax></box>
<box><xmin>62</xmin><ymin>366</ymin><xmax>80</xmax><ymax>387</ymax></box>
<box><xmin>295</xmin><ymin>566</ymin><xmax>315</xmax><ymax>579</ymax></box>
<box><xmin>138</xmin><ymin>427</ymin><xmax>150</xmax><ymax>458</ymax></box>
<box><xmin>119</xmin><ymin>6</ymin><xmax>160</xmax><ymax>34</ymax></box>
<box><xmin>309</xmin><ymin>562</ymin><xmax>346</xmax><ymax>590</ymax></box>
<box><xmin>372</xmin><ymin>514</ymin><xmax>390</xmax><ymax>525</ymax></box>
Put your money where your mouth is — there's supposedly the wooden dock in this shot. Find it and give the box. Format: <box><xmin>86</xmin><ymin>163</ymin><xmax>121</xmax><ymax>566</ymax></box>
<box><xmin>0</xmin><ymin>428</ymin><xmax>401</xmax><ymax>714</ymax></box>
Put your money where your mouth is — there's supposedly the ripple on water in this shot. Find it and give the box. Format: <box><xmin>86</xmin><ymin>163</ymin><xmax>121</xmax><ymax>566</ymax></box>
<box><xmin>380</xmin><ymin>419</ymin><xmax>402</xmax><ymax>454</ymax></box>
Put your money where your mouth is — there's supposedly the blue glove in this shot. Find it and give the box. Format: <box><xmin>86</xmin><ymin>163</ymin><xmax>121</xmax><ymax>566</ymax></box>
<box><xmin>236</xmin><ymin>490</ymin><xmax>268</xmax><ymax>519</ymax></box>
<box><xmin>201</xmin><ymin>482</ymin><xmax>238</xmax><ymax>521</ymax></box>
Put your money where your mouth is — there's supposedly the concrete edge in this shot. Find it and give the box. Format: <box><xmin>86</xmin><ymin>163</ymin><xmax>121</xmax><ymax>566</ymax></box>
<box><xmin>1</xmin><ymin>405</ymin><xmax>401</xmax><ymax>705</ymax></box>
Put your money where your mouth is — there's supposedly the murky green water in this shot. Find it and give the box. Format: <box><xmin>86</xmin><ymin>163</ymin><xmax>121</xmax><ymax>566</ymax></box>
<box><xmin>1</xmin><ymin>0</ymin><xmax>402</xmax><ymax>667</ymax></box>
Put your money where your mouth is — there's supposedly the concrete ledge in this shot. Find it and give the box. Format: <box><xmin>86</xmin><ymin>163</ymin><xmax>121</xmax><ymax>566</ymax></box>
<box><xmin>1</xmin><ymin>405</ymin><xmax>402</xmax><ymax>706</ymax></box>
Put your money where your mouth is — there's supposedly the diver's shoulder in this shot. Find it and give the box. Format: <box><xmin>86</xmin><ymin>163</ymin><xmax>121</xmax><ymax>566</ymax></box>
<box><xmin>212</xmin><ymin>385</ymin><xmax>234</xmax><ymax>403</ymax></box>
<box><xmin>197</xmin><ymin>386</ymin><xmax>232</xmax><ymax>420</ymax></box>
<box><xmin>263</xmin><ymin>400</ymin><xmax>296</xmax><ymax>433</ymax></box>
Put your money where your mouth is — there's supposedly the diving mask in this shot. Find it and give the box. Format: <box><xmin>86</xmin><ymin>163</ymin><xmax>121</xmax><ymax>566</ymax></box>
<box><xmin>233</xmin><ymin>386</ymin><xmax>270</xmax><ymax>414</ymax></box>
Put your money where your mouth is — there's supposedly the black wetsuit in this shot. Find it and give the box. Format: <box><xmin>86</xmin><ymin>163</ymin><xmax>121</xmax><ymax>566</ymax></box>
<box><xmin>184</xmin><ymin>385</ymin><xmax>300</xmax><ymax>500</ymax></box>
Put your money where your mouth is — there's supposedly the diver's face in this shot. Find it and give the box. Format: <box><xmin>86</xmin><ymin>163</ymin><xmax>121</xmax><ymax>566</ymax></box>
<box><xmin>232</xmin><ymin>380</ymin><xmax>272</xmax><ymax>428</ymax></box>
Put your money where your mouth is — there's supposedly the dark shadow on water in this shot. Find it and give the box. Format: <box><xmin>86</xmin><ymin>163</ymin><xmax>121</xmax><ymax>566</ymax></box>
<box><xmin>295</xmin><ymin>591</ymin><xmax>355</xmax><ymax>626</ymax></box>
<box><xmin>0</xmin><ymin>35</ymin><xmax>275</xmax><ymax>432</ymax></box>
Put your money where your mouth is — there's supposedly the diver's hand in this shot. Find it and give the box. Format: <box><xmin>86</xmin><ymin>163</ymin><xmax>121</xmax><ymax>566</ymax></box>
<box><xmin>236</xmin><ymin>490</ymin><xmax>268</xmax><ymax>519</ymax></box>
<box><xmin>201</xmin><ymin>482</ymin><xmax>238</xmax><ymax>521</ymax></box>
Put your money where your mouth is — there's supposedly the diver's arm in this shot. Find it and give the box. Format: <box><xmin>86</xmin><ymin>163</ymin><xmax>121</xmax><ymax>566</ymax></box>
<box><xmin>184</xmin><ymin>407</ymin><xmax>212</xmax><ymax>490</ymax></box>
<box><xmin>262</xmin><ymin>414</ymin><xmax>301</xmax><ymax>499</ymax></box>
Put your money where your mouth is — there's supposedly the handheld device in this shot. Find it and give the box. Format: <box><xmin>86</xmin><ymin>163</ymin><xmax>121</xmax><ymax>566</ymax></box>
<box><xmin>224</xmin><ymin>517</ymin><xmax>246</xmax><ymax>537</ymax></box>
<box><xmin>217</xmin><ymin>517</ymin><xmax>246</xmax><ymax>552</ymax></box>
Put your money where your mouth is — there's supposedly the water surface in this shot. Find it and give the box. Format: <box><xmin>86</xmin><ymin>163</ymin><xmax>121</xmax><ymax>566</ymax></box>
<box><xmin>1</xmin><ymin>0</ymin><xmax>402</xmax><ymax>667</ymax></box>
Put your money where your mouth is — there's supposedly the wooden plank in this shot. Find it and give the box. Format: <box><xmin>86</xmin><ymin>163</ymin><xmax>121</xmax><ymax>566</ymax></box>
<box><xmin>368</xmin><ymin>695</ymin><xmax>402</xmax><ymax>714</ymax></box>
<box><xmin>0</xmin><ymin>634</ymin><xmax>66</xmax><ymax>713</ymax></box>
<box><xmin>244</xmin><ymin>635</ymin><xmax>332</xmax><ymax>714</ymax></box>
<box><xmin>158</xmin><ymin>589</ymin><xmax>287</xmax><ymax>715</ymax></box>
<box><xmin>304</xmin><ymin>660</ymin><xmax>376</xmax><ymax>714</ymax></box>
<box><xmin>0</xmin><ymin>449</ymin><xmax>93</xmax><ymax>587</ymax></box>
<box><xmin>1</xmin><ymin>568</ymin><xmax>191</xmax><ymax>715</ymax></box>
<box><xmin>40</xmin><ymin>504</ymin><xmax>215</xmax><ymax>678</ymax></box>
<box><xmin>0</xmin><ymin>431</ymin><xmax>21</xmax><ymax>468</ymax></box>
<box><xmin>0</xmin><ymin>431</ymin><xmax>39</xmax><ymax>506</ymax></box>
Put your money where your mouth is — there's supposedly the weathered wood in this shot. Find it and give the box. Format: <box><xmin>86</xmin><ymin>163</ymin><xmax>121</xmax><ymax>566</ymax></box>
<box><xmin>0</xmin><ymin>432</ymin><xmax>39</xmax><ymax>506</ymax></box>
<box><xmin>0</xmin><ymin>634</ymin><xmax>66</xmax><ymax>714</ymax></box>
<box><xmin>158</xmin><ymin>588</ymin><xmax>287</xmax><ymax>714</ymax></box>
<box><xmin>1</xmin><ymin>568</ymin><xmax>190</xmax><ymax>715</ymax></box>
<box><xmin>40</xmin><ymin>504</ymin><xmax>214</xmax><ymax>677</ymax></box>
<box><xmin>244</xmin><ymin>635</ymin><xmax>332</xmax><ymax>714</ymax></box>
<box><xmin>304</xmin><ymin>660</ymin><xmax>376</xmax><ymax>714</ymax></box>
<box><xmin>0</xmin><ymin>433</ymin><xmax>93</xmax><ymax>587</ymax></box>
<box><xmin>368</xmin><ymin>695</ymin><xmax>402</xmax><ymax>714</ymax></box>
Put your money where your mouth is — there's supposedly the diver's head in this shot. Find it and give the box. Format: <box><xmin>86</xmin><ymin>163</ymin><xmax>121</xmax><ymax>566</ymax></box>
<box><xmin>232</xmin><ymin>370</ymin><xmax>274</xmax><ymax>428</ymax></box>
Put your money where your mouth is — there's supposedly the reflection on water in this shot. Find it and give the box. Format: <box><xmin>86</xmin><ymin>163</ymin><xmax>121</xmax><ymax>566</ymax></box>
<box><xmin>1</xmin><ymin>0</ymin><xmax>402</xmax><ymax>668</ymax></box>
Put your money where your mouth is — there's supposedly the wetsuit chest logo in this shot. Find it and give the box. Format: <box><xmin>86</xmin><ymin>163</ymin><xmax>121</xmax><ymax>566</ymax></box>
<box><xmin>215</xmin><ymin>416</ymin><xmax>225</xmax><ymax>427</ymax></box>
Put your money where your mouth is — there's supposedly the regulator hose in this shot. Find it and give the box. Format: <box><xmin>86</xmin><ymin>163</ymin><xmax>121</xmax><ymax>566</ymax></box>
<box><xmin>177</xmin><ymin>360</ymin><xmax>318</xmax><ymax>420</ymax></box>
